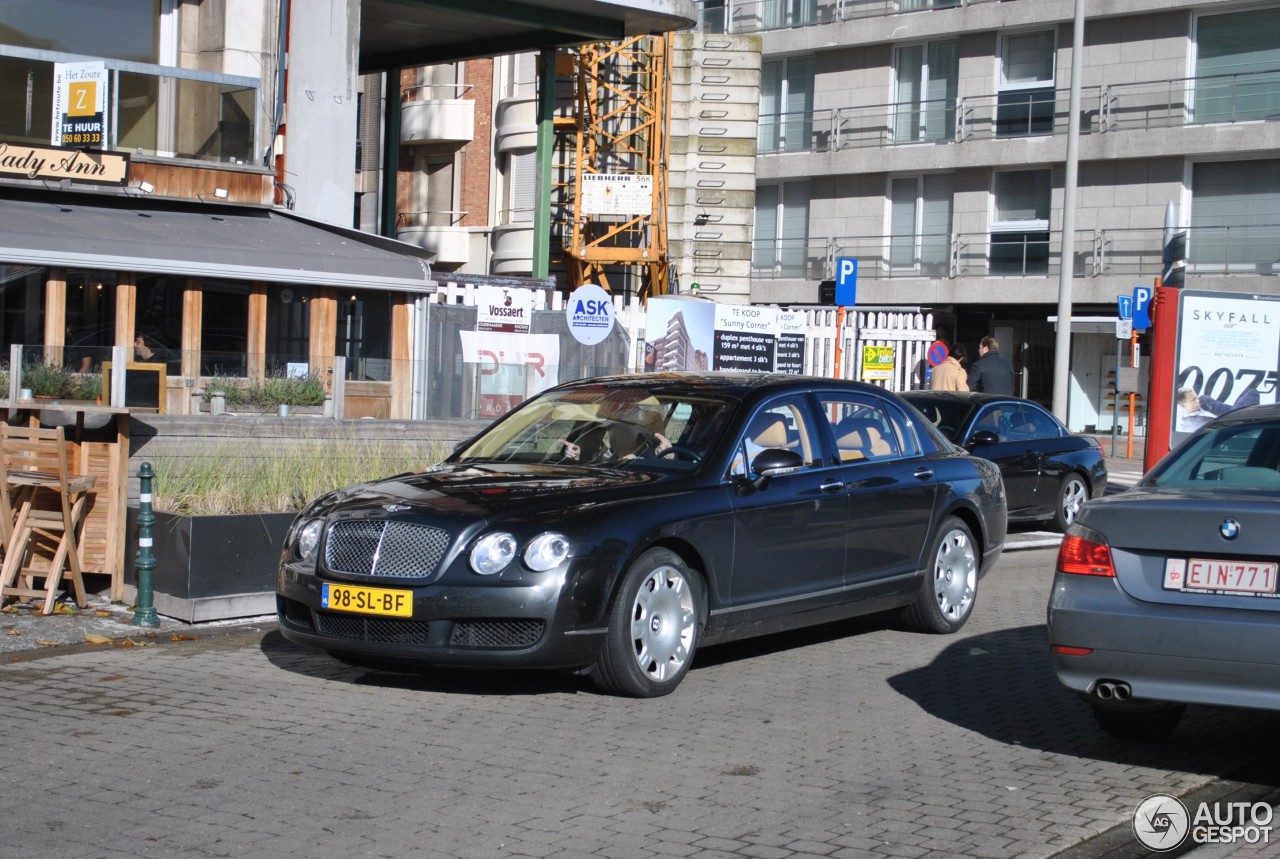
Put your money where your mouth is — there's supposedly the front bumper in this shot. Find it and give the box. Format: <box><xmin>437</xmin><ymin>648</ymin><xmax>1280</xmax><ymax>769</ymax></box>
<box><xmin>276</xmin><ymin>560</ymin><xmax>607</xmax><ymax>671</ymax></box>
<box><xmin>1047</xmin><ymin>574</ymin><xmax>1280</xmax><ymax>711</ymax></box>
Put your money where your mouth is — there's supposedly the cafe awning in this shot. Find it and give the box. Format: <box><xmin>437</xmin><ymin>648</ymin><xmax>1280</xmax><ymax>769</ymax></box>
<box><xmin>0</xmin><ymin>192</ymin><xmax>436</xmax><ymax>292</ymax></box>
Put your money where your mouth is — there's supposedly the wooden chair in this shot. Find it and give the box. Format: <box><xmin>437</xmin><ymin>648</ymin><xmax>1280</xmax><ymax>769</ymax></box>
<box><xmin>0</xmin><ymin>425</ymin><xmax>97</xmax><ymax>614</ymax></box>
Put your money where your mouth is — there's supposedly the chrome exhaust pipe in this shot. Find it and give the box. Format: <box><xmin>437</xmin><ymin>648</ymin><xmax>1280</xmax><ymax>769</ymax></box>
<box><xmin>1093</xmin><ymin>680</ymin><xmax>1131</xmax><ymax>701</ymax></box>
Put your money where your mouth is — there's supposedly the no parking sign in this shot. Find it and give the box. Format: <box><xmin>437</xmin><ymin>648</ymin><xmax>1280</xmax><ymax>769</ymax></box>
<box><xmin>927</xmin><ymin>341</ymin><xmax>949</xmax><ymax>367</ymax></box>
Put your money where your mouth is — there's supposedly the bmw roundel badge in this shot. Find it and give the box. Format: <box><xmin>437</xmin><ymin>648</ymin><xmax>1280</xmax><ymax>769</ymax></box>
<box><xmin>1219</xmin><ymin>518</ymin><xmax>1241</xmax><ymax>540</ymax></box>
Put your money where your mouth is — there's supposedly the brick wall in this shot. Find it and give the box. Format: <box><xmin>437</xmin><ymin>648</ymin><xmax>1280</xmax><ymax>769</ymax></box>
<box><xmin>460</xmin><ymin>57</ymin><xmax>494</xmax><ymax>228</ymax></box>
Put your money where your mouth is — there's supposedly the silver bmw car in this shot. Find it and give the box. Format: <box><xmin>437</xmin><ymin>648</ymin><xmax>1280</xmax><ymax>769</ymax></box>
<box><xmin>1047</xmin><ymin>403</ymin><xmax>1280</xmax><ymax>739</ymax></box>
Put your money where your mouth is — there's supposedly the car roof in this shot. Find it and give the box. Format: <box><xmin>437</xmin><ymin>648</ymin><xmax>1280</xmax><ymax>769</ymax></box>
<box><xmin>552</xmin><ymin>372</ymin><xmax>893</xmax><ymax>399</ymax></box>
<box><xmin>900</xmin><ymin>391</ymin><xmax>1018</xmax><ymax>406</ymax></box>
<box><xmin>1198</xmin><ymin>402</ymin><xmax>1280</xmax><ymax>428</ymax></box>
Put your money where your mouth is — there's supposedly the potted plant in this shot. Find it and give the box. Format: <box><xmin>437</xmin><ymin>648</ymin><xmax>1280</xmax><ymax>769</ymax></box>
<box><xmin>124</xmin><ymin>430</ymin><xmax>448</xmax><ymax>621</ymax></box>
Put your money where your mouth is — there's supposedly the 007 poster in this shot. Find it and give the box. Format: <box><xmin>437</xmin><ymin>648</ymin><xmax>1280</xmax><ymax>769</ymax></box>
<box><xmin>1171</xmin><ymin>290</ymin><xmax>1280</xmax><ymax>443</ymax></box>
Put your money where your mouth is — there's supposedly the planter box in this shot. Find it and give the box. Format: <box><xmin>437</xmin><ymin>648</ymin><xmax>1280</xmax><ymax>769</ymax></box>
<box><xmin>123</xmin><ymin>508</ymin><xmax>294</xmax><ymax>622</ymax></box>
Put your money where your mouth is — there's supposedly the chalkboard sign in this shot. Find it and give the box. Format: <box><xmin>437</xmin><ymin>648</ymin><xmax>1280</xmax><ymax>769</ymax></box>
<box><xmin>101</xmin><ymin>361</ymin><xmax>167</xmax><ymax>413</ymax></box>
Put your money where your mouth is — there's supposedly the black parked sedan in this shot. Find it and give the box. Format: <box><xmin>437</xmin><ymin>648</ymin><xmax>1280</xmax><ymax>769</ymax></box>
<box><xmin>277</xmin><ymin>373</ymin><xmax>1007</xmax><ymax>696</ymax></box>
<box><xmin>901</xmin><ymin>391</ymin><xmax>1107</xmax><ymax>532</ymax></box>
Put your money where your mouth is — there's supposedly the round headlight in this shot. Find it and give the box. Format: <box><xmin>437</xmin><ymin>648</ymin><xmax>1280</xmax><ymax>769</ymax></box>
<box><xmin>470</xmin><ymin>531</ymin><xmax>517</xmax><ymax>575</ymax></box>
<box><xmin>524</xmin><ymin>532</ymin><xmax>570</xmax><ymax>572</ymax></box>
<box><xmin>296</xmin><ymin>519</ymin><xmax>323</xmax><ymax>562</ymax></box>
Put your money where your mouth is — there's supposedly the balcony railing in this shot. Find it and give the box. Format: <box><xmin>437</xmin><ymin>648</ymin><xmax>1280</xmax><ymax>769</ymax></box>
<box><xmin>1101</xmin><ymin>70</ymin><xmax>1280</xmax><ymax>131</ymax></box>
<box><xmin>719</xmin><ymin>0</ymin><xmax>993</xmax><ymax>34</ymax></box>
<box><xmin>758</xmin><ymin>70</ymin><xmax>1279</xmax><ymax>155</ymax></box>
<box><xmin>751</xmin><ymin>224</ymin><xmax>1280</xmax><ymax>280</ymax></box>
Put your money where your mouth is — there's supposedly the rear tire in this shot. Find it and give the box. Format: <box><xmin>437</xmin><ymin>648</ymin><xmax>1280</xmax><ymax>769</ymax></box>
<box><xmin>903</xmin><ymin>516</ymin><xmax>978</xmax><ymax>634</ymax></box>
<box><xmin>1090</xmin><ymin>702</ymin><xmax>1185</xmax><ymax>740</ymax></box>
<box><xmin>1053</xmin><ymin>474</ymin><xmax>1089</xmax><ymax>532</ymax></box>
<box><xmin>591</xmin><ymin>548</ymin><xmax>702</xmax><ymax>697</ymax></box>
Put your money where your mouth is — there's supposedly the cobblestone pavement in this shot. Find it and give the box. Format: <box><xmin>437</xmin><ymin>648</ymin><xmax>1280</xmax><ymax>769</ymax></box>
<box><xmin>3</xmin><ymin>546</ymin><xmax>1279</xmax><ymax>859</ymax></box>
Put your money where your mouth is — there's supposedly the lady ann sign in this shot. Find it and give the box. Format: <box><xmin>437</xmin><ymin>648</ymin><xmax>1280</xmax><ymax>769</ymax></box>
<box><xmin>1171</xmin><ymin>290</ymin><xmax>1280</xmax><ymax>444</ymax></box>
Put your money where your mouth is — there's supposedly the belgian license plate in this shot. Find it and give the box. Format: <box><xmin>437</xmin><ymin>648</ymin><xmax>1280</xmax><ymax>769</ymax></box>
<box><xmin>1164</xmin><ymin>558</ymin><xmax>1279</xmax><ymax>595</ymax></box>
<box><xmin>321</xmin><ymin>582</ymin><xmax>413</xmax><ymax>617</ymax></box>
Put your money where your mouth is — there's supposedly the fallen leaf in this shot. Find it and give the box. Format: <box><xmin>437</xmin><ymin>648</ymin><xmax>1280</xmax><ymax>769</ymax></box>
<box><xmin>5</xmin><ymin>629</ymin><xmax>20</xmax><ymax>636</ymax></box>
<box><xmin>36</xmin><ymin>640</ymin><xmax>59</xmax><ymax>647</ymax></box>
<box><xmin>94</xmin><ymin>610</ymin><xmax>112</xmax><ymax>618</ymax></box>
<box><xmin>53</xmin><ymin>603</ymin><xmax>76</xmax><ymax>615</ymax></box>
<box><xmin>115</xmin><ymin>639</ymin><xmax>155</xmax><ymax>648</ymax></box>
<box><xmin>170</xmin><ymin>634</ymin><xmax>200</xmax><ymax>642</ymax></box>
<box><xmin>1</xmin><ymin>605</ymin><xmax>18</xmax><ymax>614</ymax></box>
<box><xmin>101</xmin><ymin>675</ymin><xmax>124</xmax><ymax>682</ymax></box>
<box><xmin>141</xmin><ymin>633</ymin><xmax>160</xmax><ymax>639</ymax></box>
<box><xmin>84</xmin><ymin>632</ymin><xmax>113</xmax><ymax>645</ymax></box>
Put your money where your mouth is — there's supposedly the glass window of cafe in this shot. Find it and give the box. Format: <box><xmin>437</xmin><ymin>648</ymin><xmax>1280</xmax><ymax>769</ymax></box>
<box><xmin>201</xmin><ymin>279</ymin><xmax>249</xmax><ymax>377</ymax></box>
<box><xmin>338</xmin><ymin>289</ymin><xmax>392</xmax><ymax>381</ymax></box>
<box><xmin>66</xmin><ymin>270</ymin><xmax>120</xmax><ymax>372</ymax></box>
<box><xmin>0</xmin><ymin>0</ymin><xmax>161</xmax><ymax>63</ymax></box>
<box><xmin>134</xmin><ymin>273</ymin><xmax>183</xmax><ymax>374</ymax></box>
<box><xmin>0</xmin><ymin>265</ymin><xmax>45</xmax><ymax>351</ymax></box>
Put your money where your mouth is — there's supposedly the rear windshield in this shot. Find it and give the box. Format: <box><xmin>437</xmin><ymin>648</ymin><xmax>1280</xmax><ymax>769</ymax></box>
<box><xmin>1145</xmin><ymin>421</ymin><xmax>1280</xmax><ymax>489</ymax></box>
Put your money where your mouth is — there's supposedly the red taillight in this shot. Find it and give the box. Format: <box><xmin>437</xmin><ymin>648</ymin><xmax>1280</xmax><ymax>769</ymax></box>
<box><xmin>1057</xmin><ymin>531</ymin><xmax>1116</xmax><ymax>577</ymax></box>
<box><xmin>1051</xmin><ymin>645</ymin><xmax>1094</xmax><ymax>656</ymax></box>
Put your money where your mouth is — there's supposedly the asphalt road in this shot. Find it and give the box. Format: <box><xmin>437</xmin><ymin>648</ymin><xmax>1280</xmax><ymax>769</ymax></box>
<box><xmin>3</xmin><ymin>545</ymin><xmax>1279</xmax><ymax>859</ymax></box>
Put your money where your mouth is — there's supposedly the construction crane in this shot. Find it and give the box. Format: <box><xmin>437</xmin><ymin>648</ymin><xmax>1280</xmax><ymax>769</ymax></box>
<box><xmin>556</xmin><ymin>35</ymin><xmax>671</xmax><ymax>301</ymax></box>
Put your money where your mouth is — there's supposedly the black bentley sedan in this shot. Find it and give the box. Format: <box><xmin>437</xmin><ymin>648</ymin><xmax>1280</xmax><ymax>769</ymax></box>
<box><xmin>901</xmin><ymin>391</ymin><xmax>1107</xmax><ymax>532</ymax></box>
<box><xmin>277</xmin><ymin>373</ymin><xmax>1007</xmax><ymax>696</ymax></box>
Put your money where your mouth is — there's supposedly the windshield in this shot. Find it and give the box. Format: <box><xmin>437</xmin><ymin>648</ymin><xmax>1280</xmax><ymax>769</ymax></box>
<box><xmin>455</xmin><ymin>384</ymin><xmax>736</xmax><ymax>470</ymax></box>
<box><xmin>1145</xmin><ymin>419</ymin><xmax>1280</xmax><ymax>489</ymax></box>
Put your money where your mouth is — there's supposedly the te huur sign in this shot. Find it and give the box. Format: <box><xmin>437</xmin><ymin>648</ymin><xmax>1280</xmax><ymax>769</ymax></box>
<box><xmin>0</xmin><ymin>141</ymin><xmax>129</xmax><ymax>186</ymax></box>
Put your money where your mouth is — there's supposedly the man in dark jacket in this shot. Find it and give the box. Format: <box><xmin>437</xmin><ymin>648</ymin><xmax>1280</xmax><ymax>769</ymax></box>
<box><xmin>967</xmin><ymin>336</ymin><xmax>1015</xmax><ymax>394</ymax></box>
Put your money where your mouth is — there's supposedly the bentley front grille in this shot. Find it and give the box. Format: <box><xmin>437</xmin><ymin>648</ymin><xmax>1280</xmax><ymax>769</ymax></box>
<box><xmin>325</xmin><ymin>520</ymin><xmax>451</xmax><ymax>579</ymax></box>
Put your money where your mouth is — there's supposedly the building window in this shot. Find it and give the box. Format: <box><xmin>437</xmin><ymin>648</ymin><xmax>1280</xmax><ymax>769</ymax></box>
<box><xmin>889</xmin><ymin>174</ymin><xmax>953</xmax><ymax>276</ymax></box>
<box><xmin>759</xmin><ymin>55</ymin><xmax>813</xmax><ymax>154</ymax></box>
<box><xmin>1191</xmin><ymin>159</ymin><xmax>1280</xmax><ymax>273</ymax></box>
<box><xmin>1194</xmin><ymin>9</ymin><xmax>1280</xmax><ymax>124</ymax></box>
<box><xmin>502</xmin><ymin>150</ymin><xmax>536</xmax><ymax>224</ymax></box>
<box><xmin>760</xmin><ymin>0</ymin><xmax>817</xmax><ymax>31</ymax></box>
<box><xmin>408</xmin><ymin>155</ymin><xmax>457</xmax><ymax>227</ymax></box>
<box><xmin>65</xmin><ymin>271</ymin><xmax>120</xmax><ymax>373</ymax></box>
<box><xmin>201</xmin><ymin>280</ymin><xmax>250</xmax><ymax>378</ymax></box>
<box><xmin>753</xmin><ymin>181</ymin><xmax>811</xmax><ymax>276</ymax></box>
<box><xmin>0</xmin><ymin>0</ymin><xmax>162</xmax><ymax>64</ymax></box>
<box><xmin>990</xmin><ymin>170</ymin><xmax>1050</xmax><ymax>275</ymax></box>
<box><xmin>997</xmin><ymin>30</ymin><xmax>1056</xmax><ymax>137</ymax></box>
<box><xmin>0</xmin><ymin>265</ymin><xmax>45</xmax><ymax>353</ymax></box>
<box><xmin>337</xmin><ymin>290</ymin><xmax>393</xmax><ymax>381</ymax></box>
<box><xmin>893</xmin><ymin>41</ymin><xmax>958</xmax><ymax>143</ymax></box>
<box><xmin>698</xmin><ymin>0</ymin><xmax>726</xmax><ymax>34</ymax></box>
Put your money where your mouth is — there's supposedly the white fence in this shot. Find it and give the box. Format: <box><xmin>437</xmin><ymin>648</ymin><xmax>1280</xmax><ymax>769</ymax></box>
<box><xmin>429</xmin><ymin>283</ymin><xmax>936</xmax><ymax>392</ymax></box>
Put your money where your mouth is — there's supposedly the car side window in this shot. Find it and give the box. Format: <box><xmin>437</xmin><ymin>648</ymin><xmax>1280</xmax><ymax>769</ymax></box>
<box><xmin>728</xmin><ymin>398</ymin><xmax>818</xmax><ymax>478</ymax></box>
<box><xmin>817</xmin><ymin>395</ymin><xmax>910</xmax><ymax>463</ymax></box>
<box><xmin>972</xmin><ymin>406</ymin><xmax>1007</xmax><ymax>442</ymax></box>
<box><xmin>1021</xmin><ymin>404</ymin><xmax>1061</xmax><ymax>439</ymax></box>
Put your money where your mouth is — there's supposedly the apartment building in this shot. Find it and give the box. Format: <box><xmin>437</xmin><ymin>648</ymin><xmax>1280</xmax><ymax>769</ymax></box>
<box><xmin>697</xmin><ymin>0</ymin><xmax>1279</xmax><ymax>423</ymax></box>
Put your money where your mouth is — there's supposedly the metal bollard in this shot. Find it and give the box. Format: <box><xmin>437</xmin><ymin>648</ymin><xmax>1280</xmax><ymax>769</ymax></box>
<box><xmin>130</xmin><ymin>462</ymin><xmax>160</xmax><ymax>627</ymax></box>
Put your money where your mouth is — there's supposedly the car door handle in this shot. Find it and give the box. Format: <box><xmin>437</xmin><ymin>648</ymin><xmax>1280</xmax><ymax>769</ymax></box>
<box><xmin>913</xmin><ymin>467</ymin><xmax>934</xmax><ymax>481</ymax></box>
<box><xmin>819</xmin><ymin>480</ymin><xmax>845</xmax><ymax>493</ymax></box>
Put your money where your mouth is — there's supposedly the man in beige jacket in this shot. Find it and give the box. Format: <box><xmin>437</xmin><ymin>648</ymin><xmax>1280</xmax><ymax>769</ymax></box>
<box><xmin>929</xmin><ymin>342</ymin><xmax>968</xmax><ymax>390</ymax></box>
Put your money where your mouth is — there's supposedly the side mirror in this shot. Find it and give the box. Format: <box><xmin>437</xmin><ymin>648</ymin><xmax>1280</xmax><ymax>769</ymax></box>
<box><xmin>750</xmin><ymin>448</ymin><xmax>804</xmax><ymax>490</ymax></box>
<box><xmin>966</xmin><ymin>430</ymin><xmax>1000</xmax><ymax>447</ymax></box>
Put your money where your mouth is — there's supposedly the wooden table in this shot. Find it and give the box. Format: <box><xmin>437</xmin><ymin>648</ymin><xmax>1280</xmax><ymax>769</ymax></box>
<box><xmin>3</xmin><ymin>402</ymin><xmax>131</xmax><ymax>600</ymax></box>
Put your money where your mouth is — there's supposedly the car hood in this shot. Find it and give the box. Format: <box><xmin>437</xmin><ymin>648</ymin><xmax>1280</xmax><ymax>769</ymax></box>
<box><xmin>307</xmin><ymin>461</ymin><xmax>676</xmax><ymax>522</ymax></box>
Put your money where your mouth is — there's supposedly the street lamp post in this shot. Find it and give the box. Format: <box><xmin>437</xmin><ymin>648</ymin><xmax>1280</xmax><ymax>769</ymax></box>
<box><xmin>1052</xmin><ymin>0</ymin><xmax>1086</xmax><ymax>422</ymax></box>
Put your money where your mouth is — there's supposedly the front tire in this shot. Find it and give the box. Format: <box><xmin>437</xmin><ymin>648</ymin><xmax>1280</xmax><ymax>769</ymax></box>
<box><xmin>592</xmin><ymin>548</ymin><xmax>702</xmax><ymax>697</ymax></box>
<box><xmin>904</xmin><ymin>516</ymin><xmax>978</xmax><ymax>634</ymax></box>
<box><xmin>1053</xmin><ymin>474</ymin><xmax>1089</xmax><ymax>532</ymax></box>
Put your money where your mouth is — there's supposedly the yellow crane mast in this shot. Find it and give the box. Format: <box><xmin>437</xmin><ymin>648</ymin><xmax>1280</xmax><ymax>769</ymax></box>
<box><xmin>558</xmin><ymin>35</ymin><xmax>671</xmax><ymax>300</ymax></box>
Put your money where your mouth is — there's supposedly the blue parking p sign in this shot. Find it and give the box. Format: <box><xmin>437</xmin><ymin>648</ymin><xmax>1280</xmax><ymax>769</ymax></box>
<box><xmin>1132</xmin><ymin>285</ymin><xmax>1153</xmax><ymax>330</ymax></box>
<box><xmin>835</xmin><ymin>257</ymin><xmax>858</xmax><ymax>306</ymax></box>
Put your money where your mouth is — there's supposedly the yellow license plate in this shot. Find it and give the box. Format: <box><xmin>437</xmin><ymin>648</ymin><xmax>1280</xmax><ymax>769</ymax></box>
<box><xmin>321</xmin><ymin>582</ymin><xmax>413</xmax><ymax>617</ymax></box>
